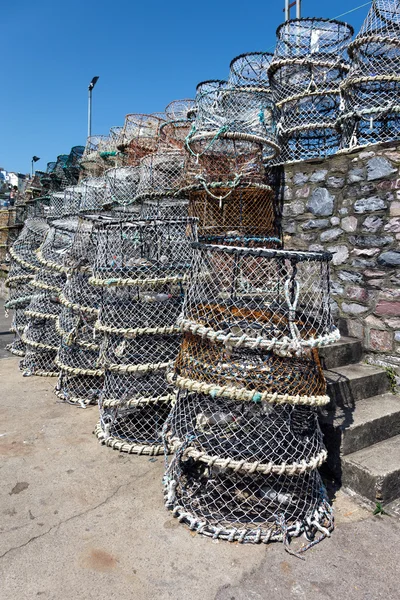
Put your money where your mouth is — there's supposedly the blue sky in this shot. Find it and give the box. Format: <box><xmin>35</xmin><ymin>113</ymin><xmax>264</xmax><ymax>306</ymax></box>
<box><xmin>0</xmin><ymin>0</ymin><xmax>370</xmax><ymax>174</ymax></box>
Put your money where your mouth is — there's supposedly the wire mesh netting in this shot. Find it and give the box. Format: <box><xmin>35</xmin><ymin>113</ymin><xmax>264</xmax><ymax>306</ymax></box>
<box><xmin>269</xmin><ymin>18</ymin><xmax>353</xmax><ymax>162</ymax></box>
<box><xmin>55</xmin><ymin>216</ymin><xmax>104</xmax><ymax>406</ymax></box>
<box><xmin>338</xmin><ymin>0</ymin><xmax>400</xmax><ymax>148</ymax></box>
<box><xmin>104</xmin><ymin>166</ymin><xmax>140</xmax><ymax>213</ymax></box>
<box><xmin>186</xmin><ymin>184</ymin><xmax>281</xmax><ymax>247</ymax></box>
<box><xmin>91</xmin><ymin>218</ymin><xmax>197</xmax><ymax>454</ymax></box>
<box><xmin>79</xmin><ymin>177</ymin><xmax>107</xmax><ymax>214</ymax></box>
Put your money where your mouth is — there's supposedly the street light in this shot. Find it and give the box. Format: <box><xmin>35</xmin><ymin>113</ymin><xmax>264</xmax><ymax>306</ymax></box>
<box><xmin>88</xmin><ymin>76</ymin><xmax>99</xmax><ymax>139</ymax></box>
<box><xmin>31</xmin><ymin>155</ymin><xmax>40</xmax><ymax>176</ymax></box>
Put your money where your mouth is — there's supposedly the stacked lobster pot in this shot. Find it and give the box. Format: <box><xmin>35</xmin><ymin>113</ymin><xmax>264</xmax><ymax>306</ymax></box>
<box><xmin>5</xmin><ymin>219</ymin><xmax>49</xmax><ymax>357</ymax></box>
<box><xmin>337</xmin><ymin>0</ymin><xmax>400</xmax><ymax>149</ymax></box>
<box><xmin>55</xmin><ymin>216</ymin><xmax>104</xmax><ymax>407</ymax></box>
<box><xmin>139</xmin><ymin>100</ymin><xmax>195</xmax><ymax>220</ymax></box>
<box><xmin>163</xmin><ymin>52</ymin><xmax>340</xmax><ymax>553</ymax></box>
<box><xmin>20</xmin><ymin>219</ymin><xmax>77</xmax><ymax>377</ymax></box>
<box><xmin>117</xmin><ymin>114</ymin><xmax>163</xmax><ymax>167</ymax></box>
<box><xmin>183</xmin><ymin>75</ymin><xmax>280</xmax><ymax>246</ymax></box>
<box><xmin>164</xmin><ymin>243</ymin><xmax>340</xmax><ymax>549</ymax></box>
<box><xmin>91</xmin><ymin>217</ymin><xmax>197</xmax><ymax>453</ymax></box>
<box><xmin>268</xmin><ymin>18</ymin><xmax>353</xmax><ymax>162</ymax></box>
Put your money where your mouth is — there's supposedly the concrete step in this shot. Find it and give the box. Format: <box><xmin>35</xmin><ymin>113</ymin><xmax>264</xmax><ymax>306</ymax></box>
<box><xmin>318</xmin><ymin>336</ymin><xmax>363</xmax><ymax>370</ymax></box>
<box><xmin>341</xmin><ymin>435</ymin><xmax>400</xmax><ymax>504</ymax></box>
<box><xmin>325</xmin><ymin>363</ymin><xmax>389</xmax><ymax>408</ymax></box>
<box><xmin>320</xmin><ymin>393</ymin><xmax>400</xmax><ymax>477</ymax></box>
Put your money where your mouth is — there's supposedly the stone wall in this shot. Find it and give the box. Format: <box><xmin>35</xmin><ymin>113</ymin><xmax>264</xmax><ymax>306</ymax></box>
<box><xmin>281</xmin><ymin>141</ymin><xmax>400</xmax><ymax>370</ymax></box>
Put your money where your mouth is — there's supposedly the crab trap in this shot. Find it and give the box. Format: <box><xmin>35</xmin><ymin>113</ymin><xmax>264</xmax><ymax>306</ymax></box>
<box><xmin>163</xmin><ymin>242</ymin><xmax>338</xmax><ymax>549</ymax></box>
<box><xmin>338</xmin><ymin>0</ymin><xmax>400</xmax><ymax>149</ymax></box>
<box><xmin>55</xmin><ymin>216</ymin><xmax>105</xmax><ymax>406</ymax></box>
<box><xmin>268</xmin><ymin>17</ymin><xmax>353</xmax><ymax>162</ymax></box>
<box><xmin>90</xmin><ymin>217</ymin><xmax>197</xmax><ymax>454</ymax></box>
<box><xmin>185</xmin><ymin>79</ymin><xmax>279</xmax><ymax>183</ymax></box>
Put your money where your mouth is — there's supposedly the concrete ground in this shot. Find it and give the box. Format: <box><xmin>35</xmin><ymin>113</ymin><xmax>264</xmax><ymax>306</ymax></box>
<box><xmin>1</xmin><ymin>348</ymin><xmax>400</xmax><ymax>599</ymax></box>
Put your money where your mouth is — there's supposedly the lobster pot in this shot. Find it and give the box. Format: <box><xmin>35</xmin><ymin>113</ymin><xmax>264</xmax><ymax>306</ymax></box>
<box><xmin>164</xmin><ymin>457</ymin><xmax>333</xmax><ymax>546</ymax></box>
<box><xmin>47</xmin><ymin>192</ymin><xmax>65</xmax><ymax>219</ymax></box>
<box><xmin>228</xmin><ymin>52</ymin><xmax>273</xmax><ymax>89</ymax></box>
<box><xmin>164</xmin><ymin>242</ymin><xmax>337</xmax><ymax>550</ymax></box>
<box><xmin>119</xmin><ymin>114</ymin><xmax>163</xmax><ymax>166</ymax></box>
<box><xmin>187</xmin><ymin>184</ymin><xmax>280</xmax><ymax>247</ymax></box>
<box><xmin>81</xmin><ymin>135</ymin><xmax>109</xmax><ymax>176</ymax></box>
<box><xmin>5</xmin><ymin>219</ymin><xmax>49</xmax><ymax>348</ymax></box>
<box><xmin>20</xmin><ymin>292</ymin><xmax>60</xmax><ymax>377</ymax></box>
<box><xmin>136</xmin><ymin>150</ymin><xmax>186</xmax><ymax>201</ymax></box>
<box><xmin>184</xmin><ymin>136</ymin><xmax>267</xmax><ymax>187</ymax></box>
<box><xmin>338</xmin><ymin>0</ymin><xmax>400</xmax><ymax>148</ymax></box>
<box><xmin>182</xmin><ymin>244</ymin><xmax>338</xmax><ymax>350</ymax></box>
<box><xmin>55</xmin><ymin>217</ymin><xmax>103</xmax><ymax>406</ymax></box>
<box><xmin>80</xmin><ymin>177</ymin><xmax>107</xmax><ymax>213</ymax></box>
<box><xmin>159</xmin><ymin>99</ymin><xmax>195</xmax><ymax>150</ymax></box>
<box><xmin>268</xmin><ymin>18</ymin><xmax>353</xmax><ymax>162</ymax></box>
<box><xmin>187</xmin><ymin>80</ymin><xmax>279</xmax><ymax>163</ymax></box>
<box><xmin>62</xmin><ymin>185</ymin><xmax>84</xmax><ymax>217</ymax></box>
<box><xmin>25</xmin><ymin>196</ymin><xmax>50</xmax><ymax>219</ymax></box>
<box><xmin>104</xmin><ymin>166</ymin><xmax>140</xmax><ymax>209</ymax></box>
<box><xmin>91</xmin><ymin>217</ymin><xmax>197</xmax><ymax>454</ymax></box>
<box><xmin>35</xmin><ymin>218</ymin><xmax>78</xmax><ymax>293</ymax></box>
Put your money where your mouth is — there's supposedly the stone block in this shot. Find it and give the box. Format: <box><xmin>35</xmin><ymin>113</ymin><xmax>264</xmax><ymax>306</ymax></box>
<box><xmin>367</xmin><ymin>156</ymin><xmax>397</xmax><ymax>181</ymax></box>
<box><xmin>390</xmin><ymin>202</ymin><xmax>400</xmax><ymax>216</ymax></box>
<box><xmin>309</xmin><ymin>169</ymin><xmax>327</xmax><ymax>183</ymax></box>
<box><xmin>346</xmin><ymin>286</ymin><xmax>369</xmax><ymax>302</ymax></box>
<box><xmin>341</xmin><ymin>302</ymin><xmax>369</xmax><ymax>315</ymax></box>
<box><xmin>330</xmin><ymin>216</ymin><xmax>340</xmax><ymax>226</ymax></box>
<box><xmin>320</xmin><ymin>228</ymin><xmax>343</xmax><ymax>242</ymax></box>
<box><xmin>327</xmin><ymin>176</ymin><xmax>345</xmax><ymax>188</ymax></box>
<box><xmin>352</xmin><ymin>247</ymin><xmax>380</xmax><ymax>256</ymax></box>
<box><xmin>295</xmin><ymin>185</ymin><xmax>310</xmax><ymax>198</ymax></box>
<box><xmin>348</xmin><ymin>235</ymin><xmax>393</xmax><ymax>248</ymax></box>
<box><xmin>378</xmin><ymin>251</ymin><xmax>400</xmax><ymax>267</ymax></box>
<box><xmin>339</xmin><ymin>208</ymin><xmax>349</xmax><ymax>216</ymax></box>
<box><xmin>282</xmin><ymin>200</ymin><xmax>305</xmax><ymax>217</ymax></box>
<box><xmin>327</xmin><ymin>245</ymin><xmax>349</xmax><ymax>265</ymax></box>
<box><xmin>338</xmin><ymin>270</ymin><xmax>363</xmax><ymax>284</ymax></box>
<box><xmin>385</xmin><ymin>318</ymin><xmax>400</xmax><ymax>328</ymax></box>
<box><xmin>352</xmin><ymin>259</ymin><xmax>375</xmax><ymax>268</ymax></box>
<box><xmin>347</xmin><ymin>168</ymin><xmax>364</xmax><ymax>184</ymax></box>
<box><xmin>307</xmin><ymin>187</ymin><xmax>334</xmax><ymax>216</ymax></box>
<box><xmin>395</xmin><ymin>332</ymin><xmax>400</xmax><ymax>343</ymax></box>
<box><xmin>364</xmin><ymin>270</ymin><xmax>386</xmax><ymax>277</ymax></box>
<box><xmin>384</xmin><ymin>218</ymin><xmax>400</xmax><ymax>233</ymax></box>
<box><xmin>367</xmin><ymin>329</ymin><xmax>393</xmax><ymax>352</ymax></box>
<box><xmin>375</xmin><ymin>301</ymin><xmax>400</xmax><ymax>316</ymax></box>
<box><xmin>309</xmin><ymin>244</ymin><xmax>324</xmax><ymax>252</ymax></box>
<box><xmin>341</xmin><ymin>216</ymin><xmax>358</xmax><ymax>232</ymax></box>
<box><xmin>301</xmin><ymin>219</ymin><xmax>329</xmax><ymax>230</ymax></box>
<box><xmin>354</xmin><ymin>197</ymin><xmax>387</xmax><ymax>213</ymax></box>
<box><xmin>293</xmin><ymin>172</ymin><xmax>309</xmax><ymax>185</ymax></box>
<box><xmin>362</xmin><ymin>216</ymin><xmax>383</xmax><ymax>232</ymax></box>
<box><xmin>282</xmin><ymin>221</ymin><xmax>296</xmax><ymax>234</ymax></box>
<box><xmin>347</xmin><ymin>319</ymin><xmax>364</xmax><ymax>339</ymax></box>
<box><xmin>283</xmin><ymin>186</ymin><xmax>293</xmax><ymax>200</ymax></box>
<box><xmin>366</xmin><ymin>315</ymin><xmax>386</xmax><ymax>329</ymax></box>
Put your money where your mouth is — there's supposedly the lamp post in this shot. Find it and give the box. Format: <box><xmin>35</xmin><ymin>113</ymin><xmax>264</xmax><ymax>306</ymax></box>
<box><xmin>88</xmin><ymin>76</ymin><xmax>99</xmax><ymax>139</ymax></box>
<box><xmin>31</xmin><ymin>155</ymin><xmax>40</xmax><ymax>176</ymax></box>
